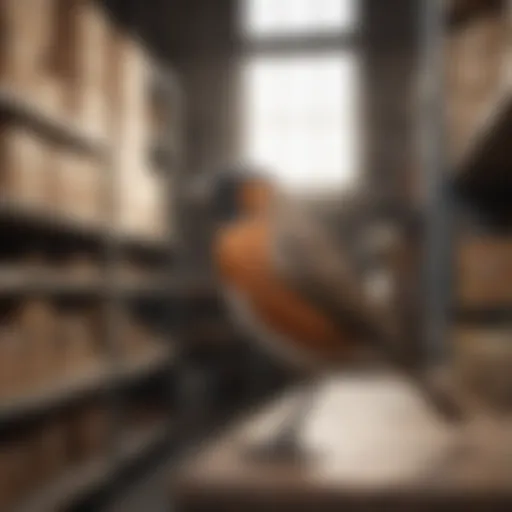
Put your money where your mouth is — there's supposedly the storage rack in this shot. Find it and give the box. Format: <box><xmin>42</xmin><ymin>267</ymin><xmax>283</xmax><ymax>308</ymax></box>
<box><xmin>0</xmin><ymin>13</ymin><xmax>182</xmax><ymax>512</ymax></box>
<box><xmin>419</xmin><ymin>0</ymin><xmax>512</xmax><ymax>401</ymax></box>
<box><xmin>446</xmin><ymin>0</ymin><xmax>512</xmax><ymax>306</ymax></box>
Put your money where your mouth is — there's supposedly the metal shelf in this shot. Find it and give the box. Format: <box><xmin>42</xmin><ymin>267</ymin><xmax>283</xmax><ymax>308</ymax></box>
<box><xmin>0</xmin><ymin>351</ymin><xmax>173</xmax><ymax>427</ymax></box>
<box><xmin>14</xmin><ymin>423</ymin><xmax>170</xmax><ymax>512</ymax></box>
<box><xmin>0</xmin><ymin>30</ymin><xmax>182</xmax><ymax>512</ymax></box>
<box><xmin>0</xmin><ymin>273</ymin><xmax>177</xmax><ymax>298</ymax></box>
<box><xmin>0</xmin><ymin>272</ymin><xmax>106</xmax><ymax>295</ymax></box>
<box><xmin>118</xmin><ymin>232</ymin><xmax>172</xmax><ymax>257</ymax></box>
<box><xmin>0</xmin><ymin>199</ymin><xmax>175</xmax><ymax>258</ymax></box>
<box><xmin>117</xmin><ymin>423</ymin><xmax>170</xmax><ymax>465</ymax></box>
<box><xmin>15</xmin><ymin>456</ymin><xmax>113</xmax><ymax>512</ymax></box>
<box><xmin>114</xmin><ymin>349</ymin><xmax>175</xmax><ymax>386</ymax></box>
<box><xmin>0</xmin><ymin>199</ymin><xmax>106</xmax><ymax>240</ymax></box>
<box><xmin>454</xmin><ymin>304</ymin><xmax>512</xmax><ymax>323</ymax></box>
<box><xmin>0</xmin><ymin>366</ymin><xmax>110</xmax><ymax>426</ymax></box>
<box><xmin>0</xmin><ymin>86</ymin><xmax>109</xmax><ymax>158</ymax></box>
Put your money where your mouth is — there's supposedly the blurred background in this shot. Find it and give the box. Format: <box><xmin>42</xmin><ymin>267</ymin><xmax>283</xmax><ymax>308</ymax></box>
<box><xmin>0</xmin><ymin>0</ymin><xmax>511</xmax><ymax>511</ymax></box>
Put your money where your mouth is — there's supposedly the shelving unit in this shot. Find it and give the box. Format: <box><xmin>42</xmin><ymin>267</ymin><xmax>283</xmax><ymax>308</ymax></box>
<box><xmin>441</xmin><ymin>0</ymin><xmax>512</xmax><ymax>408</ymax></box>
<box><xmin>0</xmin><ymin>1</ymin><xmax>183</xmax><ymax>511</ymax></box>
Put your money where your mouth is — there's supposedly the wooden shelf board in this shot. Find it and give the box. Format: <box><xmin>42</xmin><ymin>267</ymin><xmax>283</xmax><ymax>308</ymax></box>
<box><xmin>0</xmin><ymin>86</ymin><xmax>109</xmax><ymax>158</ymax></box>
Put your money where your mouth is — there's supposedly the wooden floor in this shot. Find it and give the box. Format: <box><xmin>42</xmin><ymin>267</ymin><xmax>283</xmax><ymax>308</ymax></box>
<box><xmin>172</xmin><ymin>372</ymin><xmax>512</xmax><ymax>511</ymax></box>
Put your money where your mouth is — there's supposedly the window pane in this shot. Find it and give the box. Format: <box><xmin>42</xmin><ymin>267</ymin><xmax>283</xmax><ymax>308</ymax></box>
<box><xmin>242</xmin><ymin>0</ymin><xmax>357</xmax><ymax>37</ymax></box>
<box><xmin>242</xmin><ymin>53</ymin><xmax>359</xmax><ymax>193</ymax></box>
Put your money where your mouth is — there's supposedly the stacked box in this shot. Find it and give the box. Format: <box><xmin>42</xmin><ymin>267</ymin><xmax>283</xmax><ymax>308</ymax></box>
<box><xmin>447</xmin><ymin>5</ymin><xmax>510</xmax><ymax>163</ymax></box>
<box><xmin>112</xmin><ymin>31</ymin><xmax>168</xmax><ymax>239</ymax></box>
<box><xmin>57</xmin><ymin>304</ymin><xmax>102</xmax><ymax>377</ymax></box>
<box><xmin>0</xmin><ymin>126</ymin><xmax>48</xmax><ymax>206</ymax></box>
<box><xmin>56</xmin><ymin>152</ymin><xmax>103</xmax><ymax>222</ymax></box>
<box><xmin>18</xmin><ymin>299</ymin><xmax>59</xmax><ymax>389</ymax></box>
<box><xmin>65</xmin><ymin>0</ymin><xmax>110</xmax><ymax>136</ymax></box>
<box><xmin>456</xmin><ymin>237</ymin><xmax>512</xmax><ymax>308</ymax></box>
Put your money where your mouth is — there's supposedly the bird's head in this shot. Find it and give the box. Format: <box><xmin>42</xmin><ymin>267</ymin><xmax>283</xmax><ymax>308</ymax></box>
<box><xmin>189</xmin><ymin>165</ymin><xmax>276</xmax><ymax>224</ymax></box>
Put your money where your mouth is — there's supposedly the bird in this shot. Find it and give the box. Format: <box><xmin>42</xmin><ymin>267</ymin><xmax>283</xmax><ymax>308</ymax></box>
<box><xmin>191</xmin><ymin>165</ymin><xmax>464</xmax><ymax>460</ymax></box>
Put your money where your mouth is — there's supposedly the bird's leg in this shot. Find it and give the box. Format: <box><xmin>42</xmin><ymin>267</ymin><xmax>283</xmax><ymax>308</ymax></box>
<box><xmin>247</xmin><ymin>378</ymin><xmax>320</xmax><ymax>462</ymax></box>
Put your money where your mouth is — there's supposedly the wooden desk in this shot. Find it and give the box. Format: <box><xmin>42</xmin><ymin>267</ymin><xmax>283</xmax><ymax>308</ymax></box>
<box><xmin>172</xmin><ymin>373</ymin><xmax>512</xmax><ymax>511</ymax></box>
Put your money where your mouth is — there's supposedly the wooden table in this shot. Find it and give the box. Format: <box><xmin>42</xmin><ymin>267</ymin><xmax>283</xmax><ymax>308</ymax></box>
<box><xmin>172</xmin><ymin>372</ymin><xmax>512</xmax><ymax>511</ymax></box>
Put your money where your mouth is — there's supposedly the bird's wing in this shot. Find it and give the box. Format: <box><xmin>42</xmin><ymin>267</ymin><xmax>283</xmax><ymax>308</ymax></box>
<box><xmin>270</xmin><ymin>193</ymin><xmax>391</xmax><ymax>341</ymax></box>
<box><xmin>269</xmin><ymin>194</ymin><xmax>465</xmax><ymax>423</ymax></box>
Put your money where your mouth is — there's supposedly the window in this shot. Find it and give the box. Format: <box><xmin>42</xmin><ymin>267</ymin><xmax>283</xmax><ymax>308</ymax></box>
<box><xmin>240</xmin><ymin>0</ymin><xmax>360</xmax><ymax>194</ymax></box>
<box><xmin>242</xmin><ymin>0</ymin><xmax>357</xmax><ymax>37</ymax></box>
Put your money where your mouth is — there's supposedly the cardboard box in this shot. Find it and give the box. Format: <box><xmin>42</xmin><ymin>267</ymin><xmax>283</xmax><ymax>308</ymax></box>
<box><xmin>59</xmin><ymin>309</ymin><xmax>94</xmax><ymax>375</ymax></box>
<box><xmin>457</xmin><ymin>237</ymin><xmax>512</xmax><ymax>307</ymax></box>
<box><xmin>0</xmin><ymin>127</ymin><xmax>48</xmax><ymax>206</ymax></box>
<box><xmin>65</xmin><ymin>0</ymin><xmax>110</xmax><ymax>136</ymax></box>
<box><xmin>115</xmin><ymin>33</ymin><xmax>151</xmax><ymax>149</ymax></box>
<box><xmin>118</xmin><ymin>168</ymin><xmax>167</xmax><ymax>238</ymax></box>
<box><xmin>0</xmin><ymin>0</ymin><xmax>39</xmax><ymax>92</ymax></box>
<box><xmin>0</xmin><ymin>323</ymin><xmax>24</xmax><ymax>399</ymax></box>
<box><xmin>18</xmin><ymin>299</ymin><xmax>58</xmax><ymax>388</ymax></box>
<box><xmin>447</xmin><ymin>10</ymin><xmax>509</xmax><ymax>161</ymax></box>
<box><xmin>454</xmin><ymin>326</ymin><xmax>512</xmax><ymax>411</ymax></box>
<box><xmin>56</xmin><ymin>153</ymin><xmax>103</xmax><ymax>222</ymax></box>
<box><xmin>0</xmin><ymin>0</ymin><xmax>63</xmax><ymax>101</ymax></box>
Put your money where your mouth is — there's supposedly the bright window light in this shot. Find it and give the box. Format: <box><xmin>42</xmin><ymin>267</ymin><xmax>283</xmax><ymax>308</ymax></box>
<box><xmin>241</xmin><ymin>0</ymin><xmax>357</xmax><ymax>37</ymax></box>
<box><xmin>242</xmin><ymin>53</ymin><xmax>359</xmax><ymax>193</ymax></box>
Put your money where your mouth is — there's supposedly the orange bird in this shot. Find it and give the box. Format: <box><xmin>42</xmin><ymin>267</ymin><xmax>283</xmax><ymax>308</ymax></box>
<box><xmin>194</xmin><ymin>167</ymin><xmax>462</xmax><ymax>458</ymax></box>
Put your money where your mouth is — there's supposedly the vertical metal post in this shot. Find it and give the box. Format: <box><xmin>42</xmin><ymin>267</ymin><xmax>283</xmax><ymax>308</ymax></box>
<box><xmin>420</xmin><ymin>0</ymin><xmax>452</xmax><ymax>367</ymax></box>
<box><xmin>152</xmin><ymin>63</ymin><xmax>191</xmax><ymax>432</ymax></box>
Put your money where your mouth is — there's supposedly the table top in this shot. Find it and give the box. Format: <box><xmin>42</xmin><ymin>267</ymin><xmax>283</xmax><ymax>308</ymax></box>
<box><xmin>172</xmin><ymin>372</ymin><xmax>512</xmax><ymax>511</ymax></box>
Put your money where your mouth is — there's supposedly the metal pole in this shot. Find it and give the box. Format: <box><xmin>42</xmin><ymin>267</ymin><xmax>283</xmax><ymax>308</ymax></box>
<box><xmin>420</xmin><ymin>0</ymin><xmax>452</xmax><ymax>367</ymax></box>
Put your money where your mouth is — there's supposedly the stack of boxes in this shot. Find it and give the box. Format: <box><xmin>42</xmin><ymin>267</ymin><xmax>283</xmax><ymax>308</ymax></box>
<box><xmin>0</xmin><ymin>0</ymin><xmax>168</xmax><ymax>237</ymax></box>
<box><xmin>113</xmin><ymin>33</ymin><xmax>167</xmax><ymax>239</ymax></box>
<box><xmin>0</xmin><ymin>1</ymin><xmax>174</xmax><ymax>507</ymax></box>
<box><xmin>447</xmin><ymin>0</ymin><xmax>510</xmax><ymax>165</ymax></box>
<box><xmin>0</xmin><ymin>300</ymin><xmax>103</xmax><ymax>400</ymax></box>
<box><xmin>455</xmin><ymin>237</ymin><xmax>512</xmax><ymax>408</ymax></box>
<box><xmin>446</xmin><ymin>0</ymin><xmax>512</xmax><ymax>409</ymax></box>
